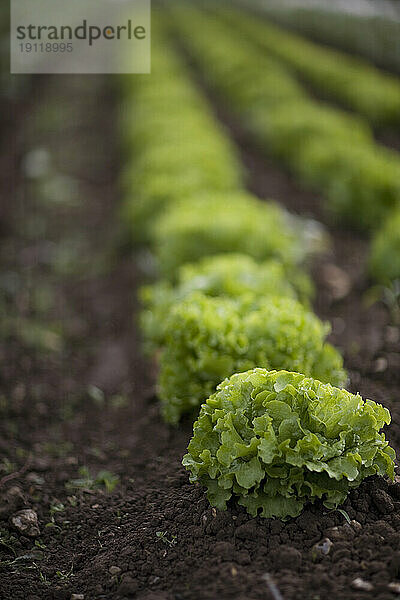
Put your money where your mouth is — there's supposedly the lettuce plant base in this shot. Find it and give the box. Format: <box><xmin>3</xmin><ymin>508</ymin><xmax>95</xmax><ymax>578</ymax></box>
<box><xmin>1</xmin><ymin>60</ymin><xmax>400</xmax><ymax>600</ymax></box>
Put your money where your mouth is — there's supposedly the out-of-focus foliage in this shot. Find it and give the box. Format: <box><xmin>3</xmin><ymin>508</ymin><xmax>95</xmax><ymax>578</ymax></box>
<box><xmin>183</xmin><ymin>368</ymin><xmax>395</xmax><ymax>519</ymax></box>
<box><xmin>219</xmin><ymin>7</ymin><xmax>400</xmax><ymax>126</ymax></box>
<box><xmin>120</xmin><ymin>18</ymin><xmax>243</xmax><ymax>243</ymax></box>
<box><xmin>158</xmin><ymin>293</ymin><xmax>347</xmax><ymax>424</ymax></box>
<box><xmin>251</xmin><ymin>100</ymin><xmax>371</xmax><ymax>159</ymax></box>
<box><xmin>152</xmin><ymin>191</ymin><xmax>310</xmax><ymax>278</ymax></box>
<box><xmin>170</xmin><ymin>5</ymin><xmax>400</xmax><ymax>230</ymax></box>
<box><xmin>296</xmin><ymin>140</ymin><xmax>400</xmax><ymax>230</ymax></box>
<box><xmin>370</xmin><ymin>209</ymin><xmax>400</xmax><ymax>283</ymax></box>
<box><xmin>140</xmin><ymin>253</ymin><xmax>313</xmax><ymax>352</ymax></box>
<box><xmin>235</xmin><ymin>0</ymin><xmax>400</xmax><ymax>75</ymax></box>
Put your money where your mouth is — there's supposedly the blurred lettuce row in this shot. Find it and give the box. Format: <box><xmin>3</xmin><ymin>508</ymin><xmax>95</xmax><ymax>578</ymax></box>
<box><xmin>151</xmin><ymin>191</ymin><xmax>323</xmax><ymax>278</ymax></box>
<box><xmin>119</xmin><ymin>16</ymin><xmax>244</xmax><ymax>244</ymax></box>
<box><xmin>183</xmin><ymin>369</ymin><xmax>395</xmax><ymax>519</ymax></box>
<box><xmin>157</xmin><ymin>293</ymin><xmax>347</xmax><ymax>425</ymax></box>
<box><xmin>217</xmin><ymin>6</ymin><xmax>400</xmax><ymax>127</ymax></box>
<box><xmin>170</xmin><ymin>5</ymin><xmax>400</xmax><ymax>232</ymax></box>
<box><xmin>120</xmin><ymin>12</ymin><xmax>327</xmax><ymax>272</ymax></box>
<box><xmin>369</xmin><ymin>209</ymin><xmax>400</xmax><ymax>284</ymax></box>
<box><xmin>236</xmin><ymin>0</ymin><xmax>400</xmax><ymax>75</ymax></box>
<box><xmin>140</xmin><ymin>253</ymin><xmax>314</xmax><ymax>353</ymax></box>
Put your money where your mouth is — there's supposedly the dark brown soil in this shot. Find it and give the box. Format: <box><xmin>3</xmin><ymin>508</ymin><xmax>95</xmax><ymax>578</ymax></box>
<box><xmin>1</xmin><ymin>56</ymin><xmax>400</xmax><ymax>600</ymax></box>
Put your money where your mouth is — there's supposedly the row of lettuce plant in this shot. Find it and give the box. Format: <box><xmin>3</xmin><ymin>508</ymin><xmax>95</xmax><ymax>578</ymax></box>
<box><xmin>169</xmin><ymin>4</ymin><xmax>400</xmax><ymax>288</ymax></box>
<box><xmin>219</xmin><ymin>6</ymin><xmax>400</xmax><ymax>294</ymax></box>
<box><xmin>215</xmin><ymin>5</ymin><xmax>400</xmax><ymax>127</ymax></box>
<box><xmin>119</xmin><ymin>17</ymin><xmax>244</xmax><ymax>244</ymax></box>
<box><xmin>122</xmin><ymin>16</ymin><xmax>395</xmax><ymax>519</ymax></box>
<box><xmin>370</xmin><ymin>211</ymin><xmax>400</xmax><ymax>287</ymax></box>
<box><xmin>233</xmin><ymin>0</ymin><xmax>400</xmax><ymax>75</ymax></box>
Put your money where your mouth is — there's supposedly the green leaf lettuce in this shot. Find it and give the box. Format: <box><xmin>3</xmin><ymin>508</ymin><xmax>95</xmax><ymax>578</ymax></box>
<box><xmin>183</xmin><ymin>368</ymin><xmax>395</xmax><ymax>519</ymax></box>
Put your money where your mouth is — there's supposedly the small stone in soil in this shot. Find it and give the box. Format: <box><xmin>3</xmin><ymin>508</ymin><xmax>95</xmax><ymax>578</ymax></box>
<box><xmin>351</xmin><ymin>578</ymin><xmax>373</xmax><ymax>591</ymax></box>
<box><xmin>109</xmin><ymin>565</ymin><xmax>122</xmax><ymax>576</ymax></box>
<box><xmin>388</xmin><ymin>582</ymin><xmax>400</xmax><ymax>594</ymax></box>
<box><xmin>311</xmin><ymin>538</ymin><xmax>333</xmax><ymax>561</ymax></box>
<box><xmin>350</xmin><ymin>520</ymin><xmax>362</xmax><ymax>532</ymax></box>
<box><xmin>11</xmin><ymin>509</ymin><xmax>40</xmax><ymax>537</ymax></box>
